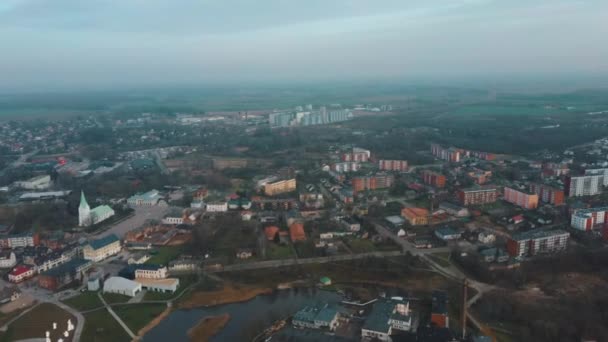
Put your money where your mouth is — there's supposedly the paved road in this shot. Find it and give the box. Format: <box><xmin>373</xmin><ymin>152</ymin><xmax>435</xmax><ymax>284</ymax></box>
<box><xmin>96</xmin><ymin>205</ymin><xmax>169</xmax><ymax>238</ymax></box>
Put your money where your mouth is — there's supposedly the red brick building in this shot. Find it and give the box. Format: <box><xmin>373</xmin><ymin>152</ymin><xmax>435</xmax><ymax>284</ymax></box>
<box><xmin>352</xmin><ymin>174</ymin><xmax>394</xmax><ymax>194</ymax></box>
<box><xmin>422</xmin><ymin>170</ymin><xmax>446</xmax><ymax>188</ymax></box>
<box><xmin>378</xmin><ymin>160</ymin><xmax>408</xmax><ymax>172</ymax></box>
<box><xmin>529</xmin><ymin>183</ymin><xmax>565</xmax><ymax>206</ymax></box>
<box><xmin>431</xmin><ymin>291</ymin><xmax>449</xmax><ymax>328</ymax></box>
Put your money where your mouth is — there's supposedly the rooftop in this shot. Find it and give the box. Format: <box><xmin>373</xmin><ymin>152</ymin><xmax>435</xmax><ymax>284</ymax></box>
<box><xmin>363</xmin><ymin>298</ymin><xmax>410</xmax><ymax>333</ymax></box>
<box><xmin>40</xmin><ymin>258</ymin><xmax>91</xmax><ymax>277</ymax></box>
<box><xmin>511</xmin><ymin>229</ymin><xmax>569</xmax><ymax>241</ymax></box>
<box><xmin>87</xmin><ymin>234</ymin><xmax>120</xmax><ymax>250</ymax></box>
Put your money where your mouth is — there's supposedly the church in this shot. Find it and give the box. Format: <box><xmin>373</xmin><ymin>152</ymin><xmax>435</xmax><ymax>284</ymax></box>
<box><xmin>79</xmin><ymin>191</ymin><xmax>115</xmax><ymax>227</ymax></box>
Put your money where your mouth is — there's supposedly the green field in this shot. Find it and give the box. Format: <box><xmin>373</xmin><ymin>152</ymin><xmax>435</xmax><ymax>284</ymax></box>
<box><xmin>145</xmin><ymin>246</ymin><xmax>184</xmax><ymax>265</ymax></box>
<box><xmin>345</xmin><ymin>238</ymin><xmax>377</xmax><ymax>253</ymax></box>
<box><xmin>265</xmin><ymin>244</ymin><xmax>295</xmax><ymax>260</ymax></box>
<box><xmin>63</xmin><ymin>291</ymin><xmax>104</xmax><ymax>311</ymax></box>
<box><xmin>102</xmin><ymin>293</ymin><xmax>131</xmax><ymax>304</ymax></box>
<box><xmin>114</xmin><ymin>303</ymin><xmax>167</xmax><ymax>333</ymax></box>
<box><xmin>81</xmin><ymin>309</ymin><xmax>131</xmax><ymax>342</ymax></box>
<box><xmin>0</xmin><ymin>303</ymin><xmax>75</xmax><ymax>342</ymax></box>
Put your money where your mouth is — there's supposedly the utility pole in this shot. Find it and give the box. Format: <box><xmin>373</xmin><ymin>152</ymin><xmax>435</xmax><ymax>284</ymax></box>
<box><xmin>462</xmin><ymin>278</ymin><xmax>468</xmax><ymax>340</ymax></box>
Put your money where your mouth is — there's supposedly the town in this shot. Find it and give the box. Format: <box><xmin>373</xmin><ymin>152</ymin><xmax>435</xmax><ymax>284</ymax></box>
<box><xmin>0</xmin><ymin>91</ymin><xmax>607</xmax><ymax>342</ymax></box>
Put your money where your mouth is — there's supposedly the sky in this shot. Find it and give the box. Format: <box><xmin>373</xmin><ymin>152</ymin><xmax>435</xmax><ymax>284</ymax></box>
<box><xmin>1</xmin><ymin>0</ymin><xmax>607</xmax><ymax>91</ymax></box>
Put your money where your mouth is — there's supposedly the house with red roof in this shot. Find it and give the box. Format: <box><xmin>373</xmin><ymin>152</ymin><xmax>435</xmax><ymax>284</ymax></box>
<box><xmin>264</xmin><ymin>226</ymin><xmax>280</xmax><ymax>241</ymax></box>
<box><xmin>8</xmin><ymin>265</ymin><xmax>35</xmax><ymax>283</ymax></box>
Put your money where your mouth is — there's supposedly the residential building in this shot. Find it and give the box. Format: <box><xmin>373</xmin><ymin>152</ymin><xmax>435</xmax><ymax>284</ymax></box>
<box><xmin>338</xmin><ymin>188</ymin><xmax>354</xmax><ymax>203</ymax></box>
<box><xmin>15</xmin><ymin>174</ymin><xmax>52</xmax><ymax>190</ymax></box>
<box><xmin>571</xmin><ymin>207</ymin><xmax>608</xmax><ymax>231</ymax></box>
<box><xmin>434</xmin><ymin>227</ymin><xmax>461</xmax><ymax>241</ymax></box>
<box><xmin>362</xmin><ymin>298</ymin><xmax>413</xmax><ymax>341</ymax></box>
<box><xmin>431</xmin><ymin>291</ymin><xmax>449</xmax><ymax>328</ymax></box>
<box><xmin>503</xmin><ymin>187</ymin><xmax>539</xmax><ymax>210</ymax></box>
<box><xmin>506</xmin><ymin>230</ymin><xmax>569</xmax><ymax>258</ymax></box>
<box><xmin>127</xmin><ymin>189</ymin><xmax>165</xmax><ymax>206</ymax></box>
<box><xmin>82</xmin><ymin>234</ymin><xmax>121</xmax><ymax>262</ymax></box>
<box><xmin>128</xmin><ymin>253</ymin><xmax>150</xmax><ymax>265</ymax></box>
<box><xmin>162</xmin><ymin>216</ymin><xmax>183</xmax><ymax>225</ymax></box>
<box><xmin>457</xmin><ymin>186</ymin><xmax>498</xmax><ymax>206</ymax></box>
<box><xmin>585</xmin><ymin>168</ymin><xmax>608</xmax><ymax>186</ymax></box>
<box><xmin>331</xmin><ymin>162</ymin><xmax>360</xmax><ymax>173</ymax></box>
<box><xmin>168</xmin><ymin>260</ymin><xmax>198</xmax><ymax>272</ymax></box>
<box><xmin>103</xmin><ymin>276</ymin><xmax>142</xmax><ymax>297</ymax></box>
<box><xmin>134</xmin><ymin>264</ymin><xmax>168</xmax><ymax>279</ymax></box>
<box><xmin>431</xmin><ymin>144</ymin><xmax>461</xmax><ymax>163</ymax></box>
<box><xmin>378</xmin><ymin>160</ymin><xmax>408</xmax><ymax>172</ymax></box>
<box><xmin>342</xmin><ymin>147</ymin><xmax>371</xmax><ymax>162</ymax></box>
<box><xmin>542</xmin><ymin>162</ymin><xmax>570</xmax><ymax>177</ymax></box>
<box><xmin>529</xmin><ymin>183</ymin><xmax>565</xmax><ymax>206</ymax></box>
<box><xmin>205</xmin><ymin>202</ymin><xmax>228</xmax><ymax>212</ymax></box>
<box><xmin>264</xmin><ymin>226</ymin><xmax>280</xmax><ymax>241</ymax></box>
<box><xmin>37</xmin><ymin>258</ymin><xmax>92</xmax><ymax>291</ymax></box>
<box><xmin>401</xmin><ymin>207</ymin><xmax>429</xmax><ymax>226</ymax></box>
<box><xmin>264</xmin><ymin>178</ymin><xmax>297</xmax><ymax>196</ymax></box>
<box><xmin>422</xmin><ymin>170</ymin><xmax>446</xmax><ymax>188</ymax></box>
<box><xmin>292</xmin><ymin>304</ymin><xmax>340</xmax><ymax>331</ymax></box>
<box><xmin>0</xmin><ymin>251</ymin><xmax>16</xmax><ymax>268</ymax></box>
<box><xmin>0</xmin><ymin>232</ymin><xmax>40</xmax><ymax>248</ymax></box>
<box><xmin>135</xmin><ymin>278</ymin><xmax>180</xmax><ymax>293</ymax></box>
<box><xmin>8</xmin><ymin>265</ymin><xmax>35</xmax><ymax>283</ymax></box>
<box><xmin>468</xmin><ymin>170</ymin><xmax>492</xmax><ymax>185</ymax></box>
<box><xmin>352</xmin><ymin>173</ymin><xmax>394</xmax><ymax>194</ymax></box>
<box><xmin>78</xmin><ymin>191</ymin><xmax>115</xmax><ymax>227</ymax></box>
<box><xmin>565</xmin><ymin>175</ymin><xmax>603</xmax><ymax>197</ymax></box>
<box><xmin>0</xmin><ymin>286</ymin><xmax>21</xmax><ymax>304</ymax></box>
<box><xmin>340</xmin><ymin>217</ymin><xmax>361</xmax><ymax>232</ymax></box>
<box><xmin>438</xmin><ymin>202</ymin><xmax>470</xmax><ymax>217</ymax></box>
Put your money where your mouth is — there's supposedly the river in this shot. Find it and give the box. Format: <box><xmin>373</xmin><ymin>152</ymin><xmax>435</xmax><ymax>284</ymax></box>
<box><xmin>143</xmin><ymin>288</ymin><xmax>343</xmax><ymax>342</ymax></box>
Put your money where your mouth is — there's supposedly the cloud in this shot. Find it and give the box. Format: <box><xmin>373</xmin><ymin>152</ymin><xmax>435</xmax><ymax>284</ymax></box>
<box><xmin>0</xmin><ymin>0</ymin><xmax>606</xmax><ymax>91</ymax></box>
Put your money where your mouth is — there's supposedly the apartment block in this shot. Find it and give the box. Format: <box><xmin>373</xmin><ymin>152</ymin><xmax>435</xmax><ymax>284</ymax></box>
<box><xmin>352</xmin><ymin>174</ymin><xmax>394</xmax><ymax>194</ymax></box>
<box><xmin>529</xmin><ymin>183</ymin><xmax>565</xmax><ymax>206</ymax></box>
<box><xmin>378</xmin><ymin>160</ymin><xmax>408</xmax><ymax>172</ymax></box>
<box><xmin>506</xmin><ymin>230</ymin><xmax>569</xmax><ymax>258</ymax></box>
<box><xmin>503</xmin><ymin>187</ymin><xmax>539</xmax><ymax>210</ymax></box>
<box><xmin>264</xmin><ymin>179</ymin><xmax>297</xmax><ymax>196</ymax></box>
<box><xmin>422</xmin><ymin>170</ymin><xmax>446</xmax><ymax>188</ymax></box>
<box><xmin>571</xmin><ymin>207</ymin><xmax>608</xmax><ymax>231</ymax></box>
<box><xmin>456</xmin><ymin>187</ymin><xmax>498</xmax><ymax>206</ymax></box>
<box><xmin>565</xmin><ymin>174</ymin><xmax>603</xmax><ymax>197</ymax></box>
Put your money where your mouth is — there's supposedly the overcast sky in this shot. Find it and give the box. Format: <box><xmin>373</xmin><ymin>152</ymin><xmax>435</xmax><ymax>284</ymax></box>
<box><xmin>1</xmin><ymin>0</ymin><xmax>607</xmax><ymax>91</ymax></box>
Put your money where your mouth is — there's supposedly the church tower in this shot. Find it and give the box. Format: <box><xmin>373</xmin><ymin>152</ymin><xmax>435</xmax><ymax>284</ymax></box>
<box><xmin>79</xmin><ymin>191</ymin><xmax>91</xmax><ymax>226</ymax></box>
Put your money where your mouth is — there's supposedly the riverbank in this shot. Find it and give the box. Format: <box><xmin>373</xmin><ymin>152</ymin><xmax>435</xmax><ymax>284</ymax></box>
<box><xmin>178</xmin><ymin>283</ymin><xmax>273</xmax><ymax>309</ymax></box>
<box><xmin>135</xmin><ymin>306</ymin><xmax>173</xmax><ymax>340</ymax></box>
<box><xmin>187</xmin><ymin>314</ymin><xmax>230</xmax><ymax>342</ymax></box>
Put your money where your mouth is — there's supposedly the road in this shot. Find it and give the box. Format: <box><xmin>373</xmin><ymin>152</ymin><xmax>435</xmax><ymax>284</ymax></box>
<box><xmin>96</xmin><ymin>205</ymin><xmax>169</xmax><ymax>239</ymax></box>
<box><xmin>370</xmin><ymin>219</ymin><xmax>496</xmax><ymax>335</ymax></box>
<box><xmin>153</xmin><ymin>150</ymin><xmax>170</xmax><ymax>175</ymax></box>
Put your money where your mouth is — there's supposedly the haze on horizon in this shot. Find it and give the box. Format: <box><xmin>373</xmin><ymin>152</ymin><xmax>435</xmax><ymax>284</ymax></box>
<box><xmin>1</xmin><ymin>0</ymin><xmax>607</xmax><ymax>92</ymax></box>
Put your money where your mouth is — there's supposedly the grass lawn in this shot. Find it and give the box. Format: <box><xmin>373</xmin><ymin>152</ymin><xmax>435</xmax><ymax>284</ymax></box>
<box><xmin>81</xmin><ymin>309</ymin><xmax>131</xmax><ymax>342</ymax></box>
<box><xmin>0</xmin><ymin>303</ymin><xmax>75</xmax><ymax>342</ymax></box>
<box><xmin>63</xmin><ymin>291</ymin><xmax>103</xmax><ymax>311</ymax></box>
<box><xmin>265</xmin><ymin>244</ymin><xmax>295</xmax><ymax>260</ymax></box>
<box><xmin>146</xmin><ymin>246</ymin><xmax>184</xmax><ymax>265</ymax></box>
<box><xmin>143</xmin><ymin>276</ymin><xmax>197</xmax><ymax>301</ymax></box>
<box><xmin>346</xmin><ymin>238</ymin><xmax>377</xmax><ymax>253</ymax></box>
<box><xmin>102</xmin><ymin>293</ymin><xmax>131</xmax><ymax>304</ymax></box>
<box><xmin>114</xmin><ymin>303</ymin><xmax>167</xmax><ymax>333</ymax></box>
<box><xmin>428</xmin><ymin>254</ymin><xmax>451</xmax><ymax>268</ymax></box>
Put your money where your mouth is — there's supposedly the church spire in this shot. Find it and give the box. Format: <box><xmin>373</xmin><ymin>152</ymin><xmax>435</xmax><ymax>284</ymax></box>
<box><xmin>79</xmin><ymin>190</ymin><xmax>89</xmax><ymax>209</ymax></box>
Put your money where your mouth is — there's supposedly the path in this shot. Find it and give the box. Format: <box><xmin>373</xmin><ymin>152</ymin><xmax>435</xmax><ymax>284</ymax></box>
<box><xmin>97</xmin><ymin>292</ymin><xmax>136</xmax><ymax>339</ymax></box>
<box><xmin>53</xmin><ymin>299</ymin><xmax>85</xmax><ymax>342</ymax></box>
<box><xmin>0</xmin><ymin>302</ymin><xmax>41</xmax><ymax>332</ymax></box>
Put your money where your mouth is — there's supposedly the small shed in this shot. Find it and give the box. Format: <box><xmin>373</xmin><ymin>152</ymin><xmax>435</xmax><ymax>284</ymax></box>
<box><xmin>319</xmin><ymin>276</ymin><xmax>332</xmax><ymax>286</ymax></box>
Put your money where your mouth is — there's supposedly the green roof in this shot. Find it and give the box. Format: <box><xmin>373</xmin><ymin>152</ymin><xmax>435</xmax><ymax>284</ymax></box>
<box><xmin>91</xmin><ymin>205</ymin><xmax>114</xmax><ymax>217</ymax></box>
<box><xmin>363</xmin><ymin>298</ymin><xmax>410</xmax><ymax>333</ymax></box>
<box><xmin>320</xmin><ymin>276</ymin><xmax>331</xmax><ymax>284</ymax></box>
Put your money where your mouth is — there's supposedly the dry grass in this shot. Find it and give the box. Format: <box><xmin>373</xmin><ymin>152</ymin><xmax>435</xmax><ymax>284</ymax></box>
<box><xmin>179</xmin><ymin>283</ymin><xmax>272</xmax><ymax>309</ymax></box>
<box><xmin>187</xmin><ymin>314</ymin><xmax>230</xmax><ymax>342</ymax></box>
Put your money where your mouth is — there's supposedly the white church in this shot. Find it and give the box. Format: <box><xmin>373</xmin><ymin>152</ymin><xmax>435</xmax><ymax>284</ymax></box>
<box><xmin>79</xmin><ymin>191</ymin><xmax>115</xmax><ymax>227</ymax></box>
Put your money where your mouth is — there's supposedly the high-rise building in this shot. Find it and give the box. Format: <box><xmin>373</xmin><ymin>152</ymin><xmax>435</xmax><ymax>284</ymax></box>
<box><xmin>378</xmin><ymin>160</ymin><xmax>408</xmax><ymax>172</ymax></box>
<box><xmin>571</xmin><ymin>207</ymin><xmax>608</xmax><ymax>231</ymax></box>
<box><xmin>430</xmin><ymin>144</ymin><xmax>461</xmax><ymax>163</ymax></box>
<box><xmin>457</xmin><ymin>186</ymin><xmax>497</xmax><ymax>206</ymax></box>
<box><xmin>503</xmin><ymin>187</ymin><xmax>539</xmax><ymax>210</ymax></box>
<box><xmin>331</xmin><ymin>162</ymin><xmax>360</xmax><ymax>173</ymax></box>
<box><xmin>564</xmin><ymin>174</ymin><xmax>603</xmax><ymax>197</ymax></box>
<box><xmin>422</xmin><ymin>170</ymin><xmax>446</xmax><ymax>188</ymax></box>
<box><xmin>342</xmin><ymin>148</ymin><xmax>371</xmax><ymax>162</ymax></box>
<box><xmin>352</xmin><ymin>173</ymin><xmax>394</xmax><ymax>193</ymax></box>
<box><xmin>585</xmin><ymin>168</ymin><xmax>608</xmax><ymax>186</ymax></box>
<box><xmin>529</xmin><ymin>183</ymin><xmax>564</xmax><ymax>205</ymax></box>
